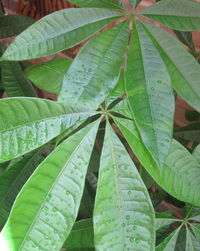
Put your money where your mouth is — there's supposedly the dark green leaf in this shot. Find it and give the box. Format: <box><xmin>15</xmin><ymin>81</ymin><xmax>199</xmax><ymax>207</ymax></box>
<box><xmin>139</xmin><ymin>0</ymin><xmax>200</xmax><ymax>31</ymax></box>
<box><xmin>66</xmin><ymin>0</ymin><xmax>124</xmax><ymax>10</ymax></box>
<box><xmin>156</xmin><ymin>227</ymin><xmax>181</xmax><ymax>250</ymax></box>
<box><xmin>58</xmin><ymin>21</ymin><xmax>129</xmax><ymax>111</ymax></box>
<box><xmin>174</xmin><ymin>123</ymin><xmax>200</xmax><ymax>143</ymax></box>
<box><xmin>25</xmin><ymin>57</ymin><xmax>71</xmax><ymax>94</ymax></box>
<box><xmin>125</xmin><ymin>22</ymin><xmax>174</xmax><ymax>166</ymax></box>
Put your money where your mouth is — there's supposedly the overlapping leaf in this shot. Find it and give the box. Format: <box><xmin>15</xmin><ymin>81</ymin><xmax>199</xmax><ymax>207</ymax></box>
<box><xmin>0</xmin><ymin>120</ymin><xmax>99</xmax><ymax>251</ymax></box>
<box><xmin>25</xmin><ymin>57</ymin><xmax>71</xmax><ymax>94</ymax></box>
<box><xmin>93</xmin><ymin>122</ymin><xmax>155</xmax><ymax>251</ymax></box>
<box><xmin>0</xmin><ymin>15</ymin><xmax>35</xmax><ymax>39</ymax></box>
<box><xmin>125</xmin><ymin>22</ymin><xmax>174</xmax><ymax>166</ymax></box>
<box><xmin>1</xmin><ymin>61</ymin><xmax>37</xmax><ymax>97</ymax></box>
<box><xmin>113</xmin><ymin>117</ymin><xmax>200</xmax><ymax>206</ymax></box>
<box><xmin>66</xmin><ymin>0</ymin><xmax>123</xmax><ymax>10</ymax></box>
<box><xmin>1</xmin><ymin>8</ymin><xmax>123</xmax><ymax>61</ymax></box>
<box><xmin>141</xmin><ymin>21</ymin><xmax>200</xmax><ymax>112</ymax></box>
<box><xmin>0</xmin><ymin>98</ymin><xmax>97</xmax><ymax>163</ymax></box>
<box><xmin>58</xmin><ymin>21</ymin><xmax>129</xmax><ymax>110</ymax></box>
<box><xmin>139</xmin><ymin>0</ymin><xmax>200</xmax><ymax>31</ymax></box>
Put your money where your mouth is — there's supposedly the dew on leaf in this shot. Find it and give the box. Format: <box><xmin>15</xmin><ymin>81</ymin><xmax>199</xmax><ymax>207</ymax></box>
<box><xmin>126</xmin><ymin>215</ymin><xmax>130</xmax><ymax>220</ymax></box>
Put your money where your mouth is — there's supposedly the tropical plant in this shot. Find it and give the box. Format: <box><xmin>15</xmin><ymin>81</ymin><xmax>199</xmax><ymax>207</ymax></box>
<box><xmin>0</xmin><ymin>0</ymin><xmax>200</xmax><ymax>250</ymax></box>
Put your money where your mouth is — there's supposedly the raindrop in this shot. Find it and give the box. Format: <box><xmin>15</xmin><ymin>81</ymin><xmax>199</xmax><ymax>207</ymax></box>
<box><xmin>135</xmin><ymin>238</ymin><xmax>140</xmax><ymax>244</ymax></box>
<box><xmin>88</xmin><ymin>68</ymin><xmax>92</xmax><ymax>72</ymax></box>
<box><xmin>126</xmin><ymin>215</ymin><xmax>130</xmax><ymax>220</ymax></box>
<box><xmin>122</xmin><ymin>223</ymin><xmax>126</xmax><ymax>227</ymax></box>
<box><xmin>128</xmin><ymin>191</ymin><xmax>131</xmax><ymax>195</ymax></box>
<box><xmin>129</xmin><ymin>237</ymin><xmax>134</xmax><ymax>243</ymax></box>
<box><xmin>151</xmin><ymin>87</ymin><xmax>155</xmax><ymax>91</ymax></box>
<box><xmin>157</xmin><ymin>80</ymin><xmax>162</xmax><ymax>84</ymax></box>
<box><xmin>132</xmin><ymin>226</ymin><xmax>137</xmax><ymax>231</ymax></box>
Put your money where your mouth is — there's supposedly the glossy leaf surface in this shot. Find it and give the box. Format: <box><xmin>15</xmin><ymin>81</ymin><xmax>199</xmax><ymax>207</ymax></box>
<box><xmin>66</xmin><ymin>0</ymin><xmax>123</xmax><ymax>10</ymax></box>
<box><xmin>0</xmin><ymin>149</ymin><xmax>45</xmax><ymax>230</ymax></box>
<box><xmin>63</xmin><ymin>218</ymin><xmax>93</xmax><ymax>249</ymax></box>
<box><xmin>25</xmin><ymin>57</ymin><xmax>71</xmax><ymax>94</ymax></box>
<box><xmin>93</xmin><ymin>122</ymin><xmax>155</xmax><ymax>251</ymax></box>
<box><xmin>0</xmin><ymin>120</ymin><xmax>99</xmax><ymax>251</ymax></box>
<box><xmin>125</xmin><ymin>22</ymin><xmax>174</xmax><ymax>166</ymax></box>
<box><xmin>1</xmin><ymin>61</ymin><xmax>37</xmax><ymax>97</ymax></box>
<box><xmin>142</xmin><ymin>21</ymin><xmax>200</xmax><ymax>112</ymax></box>
<box><xmin>139</xmin><ymin>0</ymin><xmax>200</xmax><ymax>31</ymax></box>
<box><xmin>0</xmin><ymin>15</ymin><xmax>35</xmax><ymax>39</ymax></box>
<box><xmin>113</xmin><ymin>117</ymin><xmax>200</xmax><ymax>206</ymax></box>
<box><xmin>0</xmin><ymin>98</ymin><xmax>96</xmax><ymax>163</ymax></box>
<box><xmin>1</xmin><ymin>8</ymin><xmax>122</xmax><ymax>61</ymax></box>
<box><xmin>58</xmin><ymin>21</ymin><xmax>129</xmax><ymax>110</ymax></box>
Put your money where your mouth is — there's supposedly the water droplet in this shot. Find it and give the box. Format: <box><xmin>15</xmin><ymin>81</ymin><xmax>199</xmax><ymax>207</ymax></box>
<box><xmin>126</xmin><ymin>215</ymin><xmax>130</xmax><ymax>220</ymax></box>
<box><xmin>88</xmin><ymin>68</ymin><xmax>92</xmax><ymax>72</ymax></box>
<box><xmin>151</xmin><ymin>87</ymin><xmax>155</xmax><ymax>91</ymax></box>
<box><xmin>122</xmin><ymin>223</ymin><xmax>126</xmax><ymax>227</ymax></box>
<box><xmin>130</xmin><ymin>237</ymin><xmax>134</xmax><ymax>243</ymax></box>
<box><xmin>53</xmin><ymin>207</ymin><xmax>57</xmax><ymax>212</ymax></box>
<box><xmin>128</xmin><ymin>191</ymin><xmax>131</xmax><ymax>195</ymax></box>
<box><xmin>135</xmin><ymin>238</ymin><xmax>140</xmax><ymax>244</ymax></box>
<box><xmin>157</xmin><ymin>80</ymin><xmax>162</xmax><ymax>84</ymax></box>
<box><xmin>66</xmin><ymin>191</ymin><xmax>70</xmax><ymax>195</ymax></box>
<box><xmin>132</xmin><ymin>225</ymin><xmax>137</xmax><ymax>230</ymax></box>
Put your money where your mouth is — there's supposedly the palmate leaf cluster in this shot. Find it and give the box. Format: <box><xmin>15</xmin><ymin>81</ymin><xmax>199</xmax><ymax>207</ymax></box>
<box><xmin>0</xmin><ymin>0</ymin><xmax>200</xmax><ymax>250</ymax></box>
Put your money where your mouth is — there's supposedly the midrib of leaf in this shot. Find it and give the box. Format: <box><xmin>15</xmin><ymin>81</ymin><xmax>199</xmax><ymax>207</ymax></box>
<box><xmin>107</xmin><ymin>121</ymin><xmax>126</xmax><ymax>247</ymax></box>
<box><xmin>128</xmin><ymin>24</ymin><xmax>160</xmax><ymax>165</ymax></box>
<box><xmin>18</xmin><ymin>121</ymin><xmax>99</xmax><ymax>250</ymax></box>
<box><xmin>74</xmin><ymin>21</ymin><xmax>128</xmax><ymax>104</ymax></box>
<box><xmin>0</xmin><ymin>111</ymin><xmax>96</xmax><ymax>134</ymax></box>
<box><xmin>141</xmin><ymin>22</ymin><xmax>200</xmax><ymax>105</ymax></box>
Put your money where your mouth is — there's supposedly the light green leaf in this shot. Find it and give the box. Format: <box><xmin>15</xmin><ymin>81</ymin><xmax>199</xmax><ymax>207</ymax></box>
<box><xmin>63</xmin><ymin>218</ymin><xmax>93</xmax><ymax>249</ymax></box>
<box><xmin>0</xmin><ymin>149</ymin><xmax>45</xmax><ymax>230</ymax></box>
<box><xmin>1</xmin><ymin>8</ymin><xmax>123</xmax><ymax>61</ymax></box>
<box><xmin>156</xmin><ymin>227</ymin><xmax>181</xmax><ymax>250</ymax></box>
<box><xmin>66</xmin><ymin>0</ymin><xmax>124</xmax><ymax>10</ymax></box>
<box><xmin>0</xmin><ymin>97</ymin><xmax>97</xmax><ymax>163</ymax></box>
<box><xmin>0</xmin><ymin>15</ymin><xmax>35</xmax><ymax>39</ymax></box>
<box><xmin>1</xmin><ymin>61</ymin><xmax>37</xmax><ymax>97</ymax></box>
<box><xmin>186</xmin><ymin>227</ymin><xmax>200</xmax><ymax>251</ymax></box>
<box><xmin>191</xmin><ymin>224</ymin><xmax>200</xmax><ymax>243</ymax></box>
<box><xmin>0</xmin><ymin>120</ymin><xmax>100</xmax><ymax>251</ymax></box>
<box><xmin>142</xmin><ymin>21</ymin><xmax>200</xmax><ymax>112</ymax></box>
<box><xmin>58</xmin><ymin>21</ymin><xmax>129</xmax><ymax>111</ymax></box>
<box><xmin>193</xmin><ymin>144</ymin><xmax>200</xmax><ymax>165</ymax></box>
<box><xmin>93</xmin><ymin>122</ymin><xmax>155</xmax><ymax>251</ymax></box>
<box><xmin>25</xmin><ymin>57</ymin><xmax>71</xmax><ymax>94</ymax></box>
<box><xmin>139</xmin><ymin>0</ymin><xmax>200</xmax><ymax>31</ymax></box>
<box><xmin>125</xmin><ymin>22</ymin><xmax>174</xmax><ymax>166</ymax></box>
<box><xmin>113</xmin><ymin>117</ymin><xmax>200</xmax><ymax>206</ymax></box>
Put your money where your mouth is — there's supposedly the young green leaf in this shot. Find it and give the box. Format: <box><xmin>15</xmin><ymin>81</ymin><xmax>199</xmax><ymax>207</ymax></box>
<box><xmin>0</xmin><ymin>149</ymin><xmax>45</xmax><ymax>230</ymax></box>
<box><xmin>142</xmin><ymin>21</ymin><xmax>200</xmax><ymax>112</ymax></box>
<box><xmin>58</xmin><ymin>21</ymin><xmax>129</xmax><ymax>111</ymax></box>
<box><xmin>156</xmin><ymin>227</ymin><xmax>181</xmax><ymax>251</ymax></box>
<box><xmin>1</xmin><ymin>8</ymin><xmax>122</xmax><ymax>61</ymax></box>
<box><xmin>155</xmin><ymin>212</ymin><xmax>180</xmax><ymax>231</ymax></box>
<box><xmin>113</xmin><ymin>117</ymin><xmax>200</xmax><ymax>206</ymax></box>
<box><xmin>186</xmin><ymin>227</ymin><xmax>200</xmax><ymax>250</ymax></box>
<box><xmin>193</xmin><ymin>144</ymin><xmax>200</xmax><ymax>165</ymax></box>
<box><xmin>0</xmin><ymin>120</ymin><xmax>100</xmax><ymax>251</ymax></box>
<box><xmin>93</xmin><ymin>122</ymin><xmax>155</xmax><ymax>251</ymax></box>
<box><xmin>0</xmin><ymin>98</ymin><xmax>97</xmax><ymax>163</ymax></box>
<box><xmin>125</xmin><ymin>22</ymin><xmax>174</xmax><ymax>166</ymax></box>
<box><xmin>0</xmin><ymin>15</ymin><xmax>35</xmax><ymax>39</ymax></box>
<box><xmin>66</xmin><ymin>0</ymin><xmax>124</xmax><ymax>10</ymax></box>
<box><xmin>25</xmin><ymin>57</ymin><xmax>72</xmax><ymax>94</ymax></box>
<box><xmin>1</xmin><ymin>61</ymin><xmax>37</xmax><ymax>97</ymax></box>
<box><xmin>62</xmin><ymin>218</ymin><xmax>94</xmax><ymax>249</ymax></box>
<box><xmin>139</xmin><ymin>0</ymin><xmax>200</xmax><ymax>31</ymax></box>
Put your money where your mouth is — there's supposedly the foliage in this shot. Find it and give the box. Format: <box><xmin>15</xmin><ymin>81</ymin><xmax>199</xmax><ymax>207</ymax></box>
<box><xmin>0</xmin><ymin>0</ymin><xmax>200</xmax><ymax>250</ymax></box>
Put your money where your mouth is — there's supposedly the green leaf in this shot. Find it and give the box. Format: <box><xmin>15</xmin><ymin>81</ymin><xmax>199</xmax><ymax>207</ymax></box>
<box><xmin>0</xmin><ymin>120</ymin><xmax>100</xmax><ymax>251</ymax></box>
<box><xmin>93</xmin><ymin>121</ymin><xmax>155</xmax><ymax>251</ymax></box>
<box><xmin>174</xmin><ymin>123</ymin><xmax>200</xmax><ymax>143</ymax></box>
<box><xmin>66</xmin><ymin>0</ymin><xmax>124</xmax><ymax>10</ymax></box>
<box><xmin>58</xmin><ymin>21</ymin><xmax>129</xmax><ymax>111</ymax></box>
<box><xmin>0</xmin><ymin>149</ymin><xmax>46</xmax><ymax>230</ymax></box>
<box><xmin>193</xmin><ymin>144</ymin><xmax>200</xmax><ymax>165</ymax></box>
<box><xmin>156</xmin><ymin>227</ymin><xmax>181</xmax><ymax>250</ymax></box>
<box><xmin>142</xmin><ymin>21</ymin><xmax>200</xmax><ymax>112</ymax></box>
<box><xmin>139</xmin><ymin>0</ymin><xmax>200</xmax><ymax>31</ymax></box>
<box><xmin>0</xmin><ymin>97</ymin><xmax>97</xmax><ymax>163</ymax></box>
<box><xmin>1</xmin><ymin>8</ymin><xmax>123</xmax><ymax>61</ymax></box>
<box><xmin>25</xmin><ymin>57</ymin><xmax>71</xmax><ymax>94</ymax></box>
<box><xmin>62</xmin><ymin>219</ymin><xmax>94</xmax><ymax>249</ymax></box>
<box><xmin>1</xmin><ymin>61</ymin><xmax>37</xmax><ymax>97</ymax></box>
<box><xmin>174</xmin><ymin>31</ymin><xmax>195</xmax><ymax>52</ymax></box>
<box><xmin>125</xmin><ymin>22</ymin><xmax>174</xmax><ymax>166</ymax></box>
<box><xmin>113</xmin><ymin>117</ymin><xmax>200</xmax><ymax>206</ymax></box>
<box><xmin>186</xmin><ymin>227</ymin><xmax>200</xmax><ymax>251</ymax></box>
<box><xmin>129</xmin><ymin>0</ymin><xmax>142</xmax><ymax>8</ymax></box>
<box><xmin>0</xmin><ymin>15</ymin><xmax>35</xmax><ymax>39</ymax></box>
